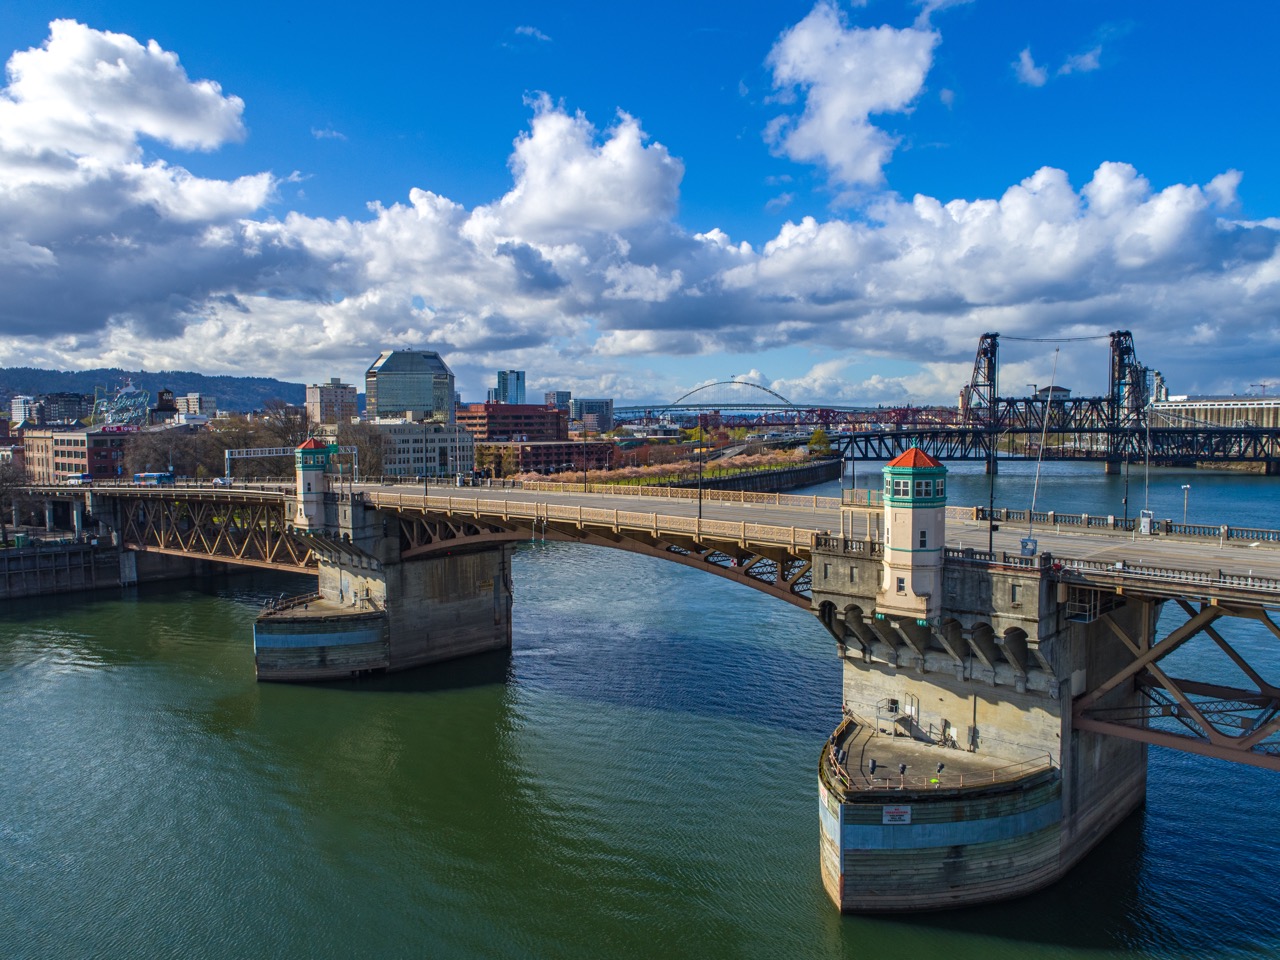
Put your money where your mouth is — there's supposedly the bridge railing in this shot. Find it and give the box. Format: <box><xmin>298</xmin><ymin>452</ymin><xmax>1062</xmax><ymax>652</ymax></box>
<box><xmin>977</xmin><ymin>507</ymin><xmax>1280</xmax><ymax>544</ymax></box>
<box><xmin>943</xmin><ymin>547</ymin><xmax>1047</xmax><ymax>569</ymax></box>
<box><xmin>369</xmin><ymin>492</ymin><xmax>822</xmax><ymax>553</ymax></box>
<box><xmin>518</xmin><ymin>479</ymin><xmax>846</xmax><ymax>512</ymax></box>
<box><xmin>1055</xmin><ymin>558</ymin><xmax>1280</xmax><ymax>597</ymax></box>
<box><xmin>812</xmin><ymin>535</ymin><xmax>883</xmax><ymax>558</ymax></box>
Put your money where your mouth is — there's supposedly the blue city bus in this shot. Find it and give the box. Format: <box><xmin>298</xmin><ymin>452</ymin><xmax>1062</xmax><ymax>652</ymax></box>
<box><xmin>133</xmin><ymin>472</ymin><xmax>175</xmax><ymax>486</ymax></box>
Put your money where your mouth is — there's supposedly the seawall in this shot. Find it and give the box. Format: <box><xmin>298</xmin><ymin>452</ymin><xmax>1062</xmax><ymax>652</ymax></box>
<box><xmin>674</xmin><ymin>457</ymin><xmax>842</xmax><ymax>494</ymax></box>
<box><xmin>0</xmin><ymin>540</ymin><xmax>238</xmax><ymax>599</ymax></box>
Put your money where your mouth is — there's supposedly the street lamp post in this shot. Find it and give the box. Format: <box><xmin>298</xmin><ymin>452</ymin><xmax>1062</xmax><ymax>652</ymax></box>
<box><xmin>696</xmin><ymin>414</ymin><xmax>705</xmax><ymax>521</ymax></box>
<box><xmin>576</xmin><ymin>420</ymin><xmax>588</xmax><ymax>488</ymax></box>
<box><xmin>1182</xmin><ymin>483</ymin><xmax>1191</xmax><ymax>524</ymax></box>
<box><xmin>987</xmin><ymin>432</ymin><xmax>996</xmax><ymax>554</ymax></box>
<box><xmin>1144</xmin><ymin>404</ymin><xmax>1151</xmax><ymax>514</ymax></box>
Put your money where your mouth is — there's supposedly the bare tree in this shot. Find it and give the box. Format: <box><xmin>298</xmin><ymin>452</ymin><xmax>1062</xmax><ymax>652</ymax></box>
<box><xmin>0</xmin><ymin>460</ymin><xmax>28</xmax><ymax>546</ymax></box>
<box><xmin>257</xmin><ymin>399</ymin><xmax>312</xmax><ymax>448</ymax></box>
<box><xmin>336</xmin><ymin>420</ymin><xmax>384</xmax><ymax>479</ymax></box>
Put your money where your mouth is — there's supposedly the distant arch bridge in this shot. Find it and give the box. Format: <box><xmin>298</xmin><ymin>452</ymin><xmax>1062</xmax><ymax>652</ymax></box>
<box><xmin>612</xmin><ymin>380</ymin><xmax>952</xmax><ymax>430</ymax></box>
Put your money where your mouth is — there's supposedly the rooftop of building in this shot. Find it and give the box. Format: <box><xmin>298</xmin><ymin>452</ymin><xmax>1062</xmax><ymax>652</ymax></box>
<box><xmin>366</xmin><ymin>349</ymin><xmax>454</xmax><ymax>377</ymax></box>
<box><xmin>886</xmin><ymin>447</ymin><xmax>943</xmax><ymax>469</ymax></box>
<box><xmin>1158</xmin><ymin>394</ymin><xmax>1280</xmax><ymax>404</ymax></box>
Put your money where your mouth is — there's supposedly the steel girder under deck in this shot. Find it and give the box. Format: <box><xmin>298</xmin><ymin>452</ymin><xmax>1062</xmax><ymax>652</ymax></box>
<box><xmin>389</xmin><ymin>504</ymin><xmax>813</xmax><ymax>608</ymax></box>
<box><xmin>394</xmin><ymin>508</ymin><xmax>528</xmax><ymax>559</ymax></box>
<box><xmin>119</xmin><ymin>493</ymin><xmax>316</xmax><ymax>572</ymax></box>
<box><xmin>1074</xmin><ymin>597</ymin><xmax>1280</xmax><ymax>770</ymax></box>
<box><xmin>540</xmin><ymin>524</ymin><xmax>814</xmax><ymax>609</ymax></box>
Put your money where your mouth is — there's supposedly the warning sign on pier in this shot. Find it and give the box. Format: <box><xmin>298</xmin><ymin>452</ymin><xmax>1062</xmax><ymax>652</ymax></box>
<box><xmin>882</xmin><ymin>805</ymin><xmax>912</xmax><ymax>825</ymax></box>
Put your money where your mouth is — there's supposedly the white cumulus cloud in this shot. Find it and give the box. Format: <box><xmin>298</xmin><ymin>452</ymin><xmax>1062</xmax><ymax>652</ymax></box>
<box><xmin>765</xmin><ymin>3</ymin><xmax>938</xmax><ymax>188</ymax></box>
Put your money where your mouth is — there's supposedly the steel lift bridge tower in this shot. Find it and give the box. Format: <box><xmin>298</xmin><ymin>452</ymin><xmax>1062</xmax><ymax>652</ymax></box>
<box><xmin>959</xmin><ymin>330</ymin><xmax>1155</xmax><ymax>472</ymax></box>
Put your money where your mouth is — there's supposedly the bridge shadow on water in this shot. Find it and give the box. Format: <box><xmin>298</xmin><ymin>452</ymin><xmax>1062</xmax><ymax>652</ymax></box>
<box><xmin>318</xmin><ymin>649</ymin><xmax>515</xmax><ymax>695</ymax></box>
<box><xmin>861</xmin><ymin>809</ymin><xmax>1159</xmax><ymax>953</ymax></box>
<box><xmin>863</xmin><ymin>796</ymin><xmax>1277</xmax><ymax>958</ymax></box>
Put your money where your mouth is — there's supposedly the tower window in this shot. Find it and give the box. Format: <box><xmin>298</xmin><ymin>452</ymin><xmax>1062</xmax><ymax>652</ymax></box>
<box><xmin>896</xmin><ymin>577</ymin><xmax>905</xmax><ymax>593</ymax></box>
<box><xmin>893</xmin><ymin>479</ymin><xmax>910</xmax><ymax>497</ymax></box>
<box><xmin>919</xmin><ymin>530</ymin><xmax>927</xmax><ymax>549</ymax></box>
<box><xmin>915</xmin><ymin>479</ymin><xmax>932</xmax><ymax>497</ymax></box>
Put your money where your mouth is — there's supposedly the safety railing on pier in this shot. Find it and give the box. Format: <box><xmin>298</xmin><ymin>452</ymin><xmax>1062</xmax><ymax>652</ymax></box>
<box><xmin>823</xmin><ymin>723</ymin><xmax>1056</xmax><ymax>792</ymax></box>
<box><xmin>261</xmin><ymin>592</ymin><xmax>322</xmax><ymax>614</ymax></box>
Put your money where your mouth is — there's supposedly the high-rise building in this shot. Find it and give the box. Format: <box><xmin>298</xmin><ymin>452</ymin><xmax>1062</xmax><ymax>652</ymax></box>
<box><xmin>305</xmin><ymin>378</ymin><xmax>357</xmax><ymax>425</ymax></box>
<box><xmin>365</xmin><ymin>350</ymin><xmax>456</xmax><ymax>422</ymax></box>
<box><xmin>39</xmin><ymin>392</ymin><xmax>95</xmax><ymax>423</ymax></box>
<box><xmin>569</xmin><ymin>398</ymin><xmax>614</xmax><ymax>432</ymax></box>
<box><xmin>494</xmin><ymin>370</ymin><xmax>526</xmax><ymax>405</ymax></box>
<box><xmin>174</xmin><ymin>393</ymin><xmax>218</xmax><ymax>416</ymax></box>
<box><xmin>10</xmin><ymin>395</ymin><xmax>41</xmax><ymax>424</ymax></box>
<box><xmin>544</xmin><ymin>390</ymin><xmax>571</xmax><ymax>411</ymax></box>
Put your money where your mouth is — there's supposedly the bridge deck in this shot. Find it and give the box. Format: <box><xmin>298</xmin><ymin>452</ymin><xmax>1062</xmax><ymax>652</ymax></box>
<box><xmin>32</xmin><ymin>479</ymin><xmax>1280</xmax><ymax>603</ymax></box>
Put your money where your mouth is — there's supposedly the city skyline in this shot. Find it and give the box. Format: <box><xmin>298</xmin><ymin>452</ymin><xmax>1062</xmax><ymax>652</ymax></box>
<box><xmin>0</xmin><ymin>2</ymin><xmax>1277</xmax><ymax>406</ymax></box>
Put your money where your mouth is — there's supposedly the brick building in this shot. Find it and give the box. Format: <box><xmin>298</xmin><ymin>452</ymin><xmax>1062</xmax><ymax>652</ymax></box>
<box><xmin>22</xmin><ymin>425</ymin><xmax>137</xmax><ymax>482</ymax></box>
<box><xmin>456</xmin><ymin>402</ymin><xmax>567</xmax><ymax>442</ymax></box>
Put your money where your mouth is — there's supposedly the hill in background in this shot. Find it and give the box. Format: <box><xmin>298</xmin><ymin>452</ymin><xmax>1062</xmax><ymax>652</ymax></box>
<box><xmin>0</xmin><ymin>367</ymin><xmax>307</xmax><ymax>413</ymax></box>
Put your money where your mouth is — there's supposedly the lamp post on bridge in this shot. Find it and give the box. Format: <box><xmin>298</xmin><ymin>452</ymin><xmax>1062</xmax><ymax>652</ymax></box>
<box><xmin>1182</xmin><ymin>483</ymin><xmax>1191</xmax><ymax>524</ymax></box>
<box><xmin>696</xmin><ymin>413</ymin><xmax>705</xmax><ymax>521</ymax></box>
<box><xmin>571</xmin><ymin>417</ymin><xmax>588</xmax><ymax>489</ymax></box>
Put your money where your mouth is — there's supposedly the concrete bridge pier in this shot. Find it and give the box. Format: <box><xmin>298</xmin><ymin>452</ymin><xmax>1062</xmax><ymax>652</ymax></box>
<box><xmin>255</xmin><ymin>445</ymin><xmax>514</xmax><ymax>681</ymax></box>
<box><xmin>813</xmin><ymin>448</ymin><xmax>1159</xmax><ymax>912</ymax></box>
<box><xmin>44</xmin><ymin>501</ymin><xmax>55</xmax><ymax>531</ymax></box>
<box><xmin>254</xmin><ymin>531</ymin><xmax>514</xmax><ymax>682</ymax></box>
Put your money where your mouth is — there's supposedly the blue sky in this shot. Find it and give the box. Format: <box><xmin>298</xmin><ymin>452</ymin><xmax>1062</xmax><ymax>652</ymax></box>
<box><xmin>0</xmin><ymin>1</ymin><xmax>1277</xmax><ymax>405</ymax></box>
